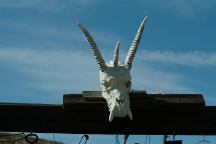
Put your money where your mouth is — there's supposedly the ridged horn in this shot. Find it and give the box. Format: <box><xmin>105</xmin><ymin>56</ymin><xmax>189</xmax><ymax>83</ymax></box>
<box><xmin>113</xmin><ymin>41</ymin><xmax>120</xmax><ymax>67</ymax></box>
<box><xmin>77</xmin><ymin>23</ymin><xmax>106</xmax><ymax>71</ymax></box>
<box><xmin>124</xmin><ymin>16</ymin><xmax>148</xmax><ymax>69</ymax></box>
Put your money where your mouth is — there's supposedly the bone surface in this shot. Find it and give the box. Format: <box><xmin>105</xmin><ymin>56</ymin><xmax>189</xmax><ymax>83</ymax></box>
<box><xmin>78</xmin><ymin>17</ymin><xmax>148</xmax><ymax>122</ymax></box>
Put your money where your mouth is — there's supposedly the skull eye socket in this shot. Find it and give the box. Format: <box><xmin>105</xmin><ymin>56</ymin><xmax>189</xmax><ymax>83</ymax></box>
<box><xmin>125</xmin><ymin>80</ymin><xmax>131</xmax><ymax>88</ymax></box>
<box><xmin>104</xmin><ymin>81</ymin><xmax>111</xmax><ymax>88</ymax></box>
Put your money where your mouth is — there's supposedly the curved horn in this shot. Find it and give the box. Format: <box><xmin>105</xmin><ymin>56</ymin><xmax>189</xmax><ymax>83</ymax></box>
<box><xmin>124</xmin><ymin>16</ymin><xmax>148</xmax><ymax>69</ymax></box>
<box><xmin>77</xmin><ymin>23</ymin><xmax>106</xmax><ymax>71</ymax></box>
<box><xmin>113</xmin><ymin>41</ymin><xmax>120</xmax><ymax>67</ymax></box>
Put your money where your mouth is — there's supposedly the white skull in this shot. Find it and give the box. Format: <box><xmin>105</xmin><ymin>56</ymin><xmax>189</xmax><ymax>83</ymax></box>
<box><xmin>100</xmin><ymin>62</ymin><xmax>133</xmax><ymax>122</ymax></box>
<box><xmin>78</xmin><ymin>17</ymin><xmax>147</xmax><ymax>122</ymax></box>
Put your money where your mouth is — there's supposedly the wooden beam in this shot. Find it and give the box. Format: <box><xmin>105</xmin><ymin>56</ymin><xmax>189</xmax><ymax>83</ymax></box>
<box><xmin>1</xmin><ymin>92</ymin><xmax>215</xmax><ymax>135</ymax></box>
<box><xmin>64</xmin><ymin>91</ymin><xmax>205</xmax><ymax>110</ymax></box>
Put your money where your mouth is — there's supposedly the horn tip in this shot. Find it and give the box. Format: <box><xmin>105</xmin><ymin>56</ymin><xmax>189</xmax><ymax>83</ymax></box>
<box><xmin>77</xmin><ymin>22</ymin><xmax>80</xmax><ymax>26</ymax></box>
<box><xmin>77</xmin><ymin>22</ymin><xmax>83</xmax><ymax>29</ymax></box>
<box><xmin>142</xmin><ymin>16</ymin><xmax>148</xmax><ymax>24</ymax></box>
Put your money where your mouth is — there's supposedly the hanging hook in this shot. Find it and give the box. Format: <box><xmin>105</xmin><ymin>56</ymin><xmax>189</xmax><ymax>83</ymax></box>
<box><xmin>25</xmin><ymin>133</ymin><xmax>39</xmax><ymax>144</ymax></box>
<box><xmin>124</xmin><ymin>134</ymin><xmax>129</xmax><ymax>144</ymax></box>
<box><xmin>78</xmin><ymin>135</ymin><xmax>89</xmax><ymax>144</ymax></box>
<box><xmin>115</xmin><ymin>135</ymin><xmax>120</xmax><ymax>144</ymax></box>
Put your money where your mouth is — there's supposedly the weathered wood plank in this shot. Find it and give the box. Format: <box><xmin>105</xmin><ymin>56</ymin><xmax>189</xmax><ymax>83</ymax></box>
<box><xmin>0</xmin><ymin>92</ymin><xmax>213</xmax><ymax>135</ymax></box>
<box><xmin>63</xmin><ymin>91</ymin><xmax>205</xmax><ymax>110</ymax></box>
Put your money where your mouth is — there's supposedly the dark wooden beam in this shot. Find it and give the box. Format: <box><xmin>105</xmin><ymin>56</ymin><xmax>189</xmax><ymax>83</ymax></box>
<box><xmin>1</xmin><ymin>92</ymin><xmax>215</xmax><ymax>135</ymax></box>
<box><xmin>64</xmin><ymin>91</ymin><xmax>205</xmax><ymax>110</ymax></box>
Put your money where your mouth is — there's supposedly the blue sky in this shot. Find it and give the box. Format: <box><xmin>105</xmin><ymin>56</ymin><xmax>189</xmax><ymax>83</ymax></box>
<box><xmin>0</xmin><ymin>0</ymin><xmax>216</xmax><ymax>143</ymax></box>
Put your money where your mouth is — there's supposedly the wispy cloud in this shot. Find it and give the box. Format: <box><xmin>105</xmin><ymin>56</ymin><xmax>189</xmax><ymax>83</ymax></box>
<box><xmin>138</xmin><ymin>50</ymin><xmax>216</xmax><ymax>67</ymax></box>
<box><xmin>0</xmin><ymin>19</ymin><xmax>123</xmax><ymax>50</ymax></box>
<box><xmin>0</xmin><ymin>0</ymin><xmax>104</xmax><ymax>11</ymax></box>
<box><xmin>142</xmin><ymin>0</ymin><xmax>216</xmax><ymax>17</ymax></box>
<box><xmin>0</xmin><ymin>48</ymin><xmax>193</xmax><ymax>94</ymax></box>
<box><xmin>0</xmin><ymin>48</ymin><xmax>100</xmax><ymax>93</ymax></box>
<box><xmin>0</xmin><ymin>17</ymin><xmax>203</xmax><ymax>94</ymax></box>
<box><xmin>132</xmin><ymin>65</ymin><xmax>193</xmax><ymax>93</ymax></box>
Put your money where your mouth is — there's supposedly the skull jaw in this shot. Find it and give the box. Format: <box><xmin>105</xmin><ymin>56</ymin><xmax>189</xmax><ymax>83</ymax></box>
<box><xmin>102</xmin><ymin>92</ymin><xmax>133</xmax><ymax>122</ymax></box>
<box><xmin>107</xmin><ymin>98</ymin><xmax>133</xmax><ymax>122</ymax></box>
<box><xmin>109</xmin><ymin>107</ymin><xmax>133</xmax><ymax>122</ymax></box>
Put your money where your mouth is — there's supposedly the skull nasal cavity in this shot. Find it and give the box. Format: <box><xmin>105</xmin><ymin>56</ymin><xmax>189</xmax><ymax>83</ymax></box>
<box><xmin>116</xmin><ymin>98</ymin><xmax>124</xmax><ymax>104</ymax></box>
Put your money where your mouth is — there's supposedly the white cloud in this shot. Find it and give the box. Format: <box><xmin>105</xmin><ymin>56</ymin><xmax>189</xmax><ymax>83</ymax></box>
<box><xmin>138</xmin><ymin>50</ymin><xmax>216</xmax><ymax>67</ymax></box>
<box><xmin>142</xmin><ymin>0</ymin><xmax>216</xmax><ymax>17</ymax></box>
<box><xmin>0</xmin><ymin>48</ymin><xmax>100</xmax><ymax>93</ymax></box>
<box><xmin>0</xmin><ymin>8</ymin><xmax>202</xmax><ymax>94</ymax></box>
<box><xmin>0</xmin><ymin>19</ymin><xmax>123</xmax><ymax>51</ymax></box>
<box><xmin>0</xmin><ymin>0</ymin><xmax>104</xmax><ymax>11</ymax></box>
<box><xmin>132</xmin><ymin>65</ymin><xmax>193</xmax><ymax>93</ymax></box>
<box><xmin>0</xmin><ymin>20</ymin><xmax>81</xmax><ymax>42</ymax></box>
<box><xmin>0</xmin><ymin>48</ymin><xmax>193</xmax><ymax>94</ymax></box>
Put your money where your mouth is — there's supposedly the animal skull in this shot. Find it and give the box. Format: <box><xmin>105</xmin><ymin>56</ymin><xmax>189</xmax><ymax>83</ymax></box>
<box><xmin>78</xmin><ymin>17</ymin><xmax>147</xmax><ymax>122</ymax></box>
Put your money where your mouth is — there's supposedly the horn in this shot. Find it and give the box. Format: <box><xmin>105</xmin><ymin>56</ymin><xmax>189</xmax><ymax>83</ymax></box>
<box><xmin>113</xmin><ymin>41</ymin><xmax>120</xmax><ymax>67</ymax></box>
<box><xmin>77</xmin><ymin>23</ymin><xmax>106</xmax><ymax>71</ymax></box>
<box><xmin>124</xmin><ymin>16</ymin><xmax>148</xmax><ymax>69</ymax></box>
